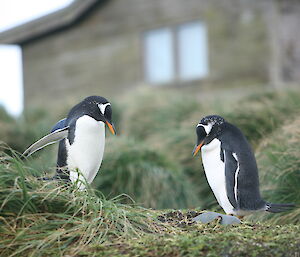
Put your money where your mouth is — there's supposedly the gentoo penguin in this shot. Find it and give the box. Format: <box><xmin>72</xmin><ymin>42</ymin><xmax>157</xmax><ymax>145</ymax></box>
<box><xmin>192</xmin><ymin>115</ymin><xmax>294</xmax><ymax>217</ymax></box>
<box><xmin>23</xmin><ymin>96</ymin><xmax>116</xmax><ymax>189</ymax></box>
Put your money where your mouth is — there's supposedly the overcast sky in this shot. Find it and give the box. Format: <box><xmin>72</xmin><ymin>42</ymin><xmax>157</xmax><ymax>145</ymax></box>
<box><xmin>0</xmin><ymin>0</ymin><xmax>73</xmax><ymax>117</ymax></box>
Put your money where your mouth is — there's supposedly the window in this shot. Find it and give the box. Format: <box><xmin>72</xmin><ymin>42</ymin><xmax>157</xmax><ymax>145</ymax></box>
<box><xmin>0</xmin><ymin>45</ymin><xmax>23</xmax><ymax>117</ymax></box>
<box><xmin>144</xmin><ymin>28</ymin><xmax>175</xmax><ymax>84</ymax></box>
<box><xmin>178</xmin><ymin>22</ymin><xmax>208</xmax><ymax>80</ymax></box>
<box><xmin>144</xmin><ymin>21</ymin><xmax>208</xmax><ymax>84</ymax></box>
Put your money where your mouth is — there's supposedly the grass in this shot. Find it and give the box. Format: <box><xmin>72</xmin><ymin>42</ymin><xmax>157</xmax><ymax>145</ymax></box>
<box><xmin>113</xmin><ymin>88</ymin><xmax>300</xmax><ymax>209</ymax></box>
<box><xmin>93</xmin><ymin>223</ymin><xmax>300</xmax><ymax>257</ymax></box>
<box><xmin>0</xmin><ymin>150</ymin><xmax>162</xmax><ymax>257</ymax></box>
<box><xmin>0</xmin><ymin>108</ymin><xmax>55</xmax><ymax>154</ymax></box>
<box><xmin>121</xmin><ymin>89</ymin><xmax>201</xmax><ymax>140</ymax></box>
<box><xmin>222</xmin><ymin>90</ymin><xmax>300</xmax><ymax>147</ymax></box>
<box><xmin>0</xmin><ymin>151</ymin><xmax>299</xmax><ymax>257</ymax></box>
<box><xmin>2</xmin><ymin>88</ymin><xmax>300</xmax><ymax>211</ymax></box>
<box><xmin>0</xmin><ymin>87</ymin><xmax>300</xmax><ymax>256</ymax></box>
<box><xmin>93</xmin><ymin>137</ymin><xmax>199</xmax><ymax>209</ymax></box>
<box><xmin>251</xmin><ymin>115</ymin><xmax>300</xmax><ymax>224</ymax></box>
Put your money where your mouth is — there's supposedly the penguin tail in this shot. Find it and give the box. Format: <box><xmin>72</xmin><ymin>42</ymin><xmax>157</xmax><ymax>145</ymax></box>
<box><xmin>265</xmin><ymin>202</ymin><xmax>295</xmax><ymax>213</ymax></box>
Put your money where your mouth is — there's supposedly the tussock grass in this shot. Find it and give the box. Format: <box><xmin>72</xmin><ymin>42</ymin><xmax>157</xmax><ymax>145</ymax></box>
<box><xmin>1</xmin><ymin>88</ymin><xmax>300</xmax><ymax>220</ymax></box>
<box><xmin>121</xmin><ymin>88</ymin><xmax>201</xmax><ymax>139</ymax></box>
<box><xmin>0</xmin><ymin>150</ymin><xmax>162</xmax><ymax>257</ymax></box>
<box><xmin>116</xmin><ymin>89</ymin><xmax>300</xmax><ymax>209</ymax></box>
<box><xmin>0</xmin><ymin>108</ymin><xmax>54</xmax><ymax>154</ymax></box>
<box><xmin>252</xmin><ymin>115</ymin><xmax>300</xmax><ymax>224</ymax></box>
<box><xmin>223</xmin><ymin>91</ymin><xmax>300</xmax><ymax>147</ymax></box>
<box><xmin>1</xmin><ymin>150</ymin><xmax>298</xmax><ymax>257</ymax></box>
<box><xmin>93</xmin><ymin>137</ymin><xmax>199</xmax><ymax>209</ymax></box>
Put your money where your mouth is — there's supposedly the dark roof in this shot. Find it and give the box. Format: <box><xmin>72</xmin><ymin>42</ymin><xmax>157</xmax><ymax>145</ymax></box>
<box><xmin>0</xmin><ymin>0</ymin><xmax>105</xmax><ymax>45</ymax></box>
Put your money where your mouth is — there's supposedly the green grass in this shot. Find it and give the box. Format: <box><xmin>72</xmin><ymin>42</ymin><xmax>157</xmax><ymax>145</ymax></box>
<box><xmin>0</xmin><ymin>151</ymin><xmax>299</xmax><ymax>257</ymax></box>
<box><xmin>251</xmin><ymin>115</ymin><xmax>300</xmax><ymax>224</ymax></box>
<box><xmin>0</xmin><ymin>88</ymin><xmax>300</xmax><ymax>256</ymax></box>
<box><xmin>222</xmin><ymin>90</ymin><xmax>300</xmax><ymax>147</ymax></box>
<box><xmin>2</xmin><ymin>88</ymin><xmax>300</xmax><ymax>212</ymax></box>
<box><xmin>93</xmin><ymin>136</ymin><xmax>199</xmax><ymax>209</ymax></box>
<box><xmin>0</xmin><ymin>108</ymin><xmax>55</xmax><ymax>154</ymax></box>
<box><xmin>93</xmin><ymin>223</ymin><xmax>300</xmax><ymax>257</ymax></box>
<box><xmin>0</xmin><ymin>150</ymin><xmax>161</xmax><ymax>257</ymax></box>
<box><xmin>113</xmin><ymin>88</ymin><xmax>300</xmax><ymax>209</ymax></box>
<box><xmin>120</xmin><ymin>89</ymin><xmax>201</xmax><ymax>140</ymax></box>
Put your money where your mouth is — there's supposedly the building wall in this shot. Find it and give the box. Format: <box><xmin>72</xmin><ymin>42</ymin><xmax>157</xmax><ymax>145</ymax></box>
<box><xmin>278</xmin><ymin>0</ymin><xmax>300</xmax><ymax>82</ymax></box>
<box><xmin>22</xmin><ymin>0</ymin><xmax>269</xmax><ymax>109</ymax></box>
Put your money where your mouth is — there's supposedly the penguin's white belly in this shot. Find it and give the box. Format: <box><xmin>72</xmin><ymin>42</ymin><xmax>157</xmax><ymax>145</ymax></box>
<box><xmin>66</xmin><ymin>115</ymin><xmax>105</xmax><ymax>187</ymax></box>
<box><xmin>201</xmin><ymin>139</ymin><xmax>235</xmax><ymax>214</ymax></box>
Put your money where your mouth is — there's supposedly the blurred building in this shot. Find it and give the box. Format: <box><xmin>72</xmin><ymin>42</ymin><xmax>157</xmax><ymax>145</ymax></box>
<box><xmin>0</xmin><ymin>0</ymin><xmax>299</xmax><ymax>108</ymax></box>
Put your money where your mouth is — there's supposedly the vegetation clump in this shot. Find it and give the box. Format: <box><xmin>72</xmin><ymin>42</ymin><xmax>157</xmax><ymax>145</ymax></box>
<box><xmin>93</xmin><ymin>137</ymin><xmax>199</xmax><ymax>209</ymax></box>
<box><xmin>0</xmin><ymin>151</ymin><xmax>161</xmax><ymax>257</ymax></box>
<box><xmin>252</xmin><ymin>116</ymin><xmax>300</xmax><ymax>224</ymax></box>
<box><xmin>0</xmin><ymin>152</ymin><xmax>299</xmax><ymax>257</ymax></box>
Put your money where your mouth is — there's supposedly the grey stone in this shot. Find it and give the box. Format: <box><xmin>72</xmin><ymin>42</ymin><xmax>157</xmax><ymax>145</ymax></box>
<box><xmin>192</xmin><ymin>212</ymin><xmax>241</xmax><ymax>225</ymax></box>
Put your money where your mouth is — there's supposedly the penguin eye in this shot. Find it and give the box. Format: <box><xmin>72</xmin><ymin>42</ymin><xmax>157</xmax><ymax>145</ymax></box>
<box><xmin>104</xmin><ymin>106</ymin><xmax>112</xmax><ymax>120</ymax></box>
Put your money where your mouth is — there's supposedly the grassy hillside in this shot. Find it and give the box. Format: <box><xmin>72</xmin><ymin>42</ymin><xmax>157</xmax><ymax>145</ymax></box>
<box><xmin>1</xmin><ymin>89</ymin><xmax>300</xmax><ymax>211</ymax></box>
<box><xmin>0</xmin><ymin>152</ymin><xmax>299</xmax><ymax>257</ymax></box>
<box><xmin>0</xmin><ymin>88</ymin><xmax>300</xmax><ymax>256</ymax></box>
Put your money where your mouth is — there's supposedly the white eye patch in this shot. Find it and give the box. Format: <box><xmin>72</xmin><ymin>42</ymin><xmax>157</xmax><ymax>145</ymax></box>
<box><xmin>98</xmin><ymin>103</ymin><xmax>111</xmax><ymax>115</ymax></box>
<box><xmin>197</xmin><ymin>123</ymin><xmax>213</xmax><ymax>134</ymax></box>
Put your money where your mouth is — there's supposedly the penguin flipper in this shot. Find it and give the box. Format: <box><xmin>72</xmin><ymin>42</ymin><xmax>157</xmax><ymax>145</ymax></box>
<box><xmin>51</xmin><ymin>118</ymin><xmax>67</xmax><ymax>133</ymax></box>
<box><xmin>23</xmin><ymin>127</ymin><xmax>69</xmax><ymax>157</ymax></box>
<box><xmin>224</xmin><ymin>150</ymin><xmax>239</xmax><ymax>209</ymax></box>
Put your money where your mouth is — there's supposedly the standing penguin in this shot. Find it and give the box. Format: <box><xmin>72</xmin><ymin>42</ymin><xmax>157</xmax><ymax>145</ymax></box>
<box><xmin>193</xmin><ymin>115</ymin><xmax>294</xmax><ymax>217</ymax></box>
<box><xmin>23</xmin><ymin>96</ymin><xmax>116</xmax><ymax>189</ymax></box>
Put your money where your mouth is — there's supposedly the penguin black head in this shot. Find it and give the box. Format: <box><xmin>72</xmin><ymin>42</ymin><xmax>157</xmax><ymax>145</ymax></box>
<box><xmin>79</xmin><ymin>96</ymin><xmax>116</xmax><ymax>135</ymax></box>
<box><xmin>192</xmin><ymin>115</ymin><xmax>225</xmax><ymax>156</ymax></box>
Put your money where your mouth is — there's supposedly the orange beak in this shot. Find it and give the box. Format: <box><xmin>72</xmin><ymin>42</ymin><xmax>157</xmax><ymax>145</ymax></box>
<box><xmin>106</xmin><ymin>121</ymin><xmax>116</xmax><ymax>135</ymax></box>
<box><xmin>192</xmin><ymin>141</ymin><xmax>204</xmax><ymax>156</ymax></box>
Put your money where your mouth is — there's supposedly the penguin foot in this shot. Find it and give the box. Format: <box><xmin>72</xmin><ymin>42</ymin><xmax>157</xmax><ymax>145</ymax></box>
<box><xmin>37</xmin><ymin>176</ymin><xmax>71</xmax><ymax>183</ymax></box>
<box><xmin>192</xmin><ymin>211</ymin><xmax>241</xmax><ymax>225</ymax></box>
<box><xmin>37</xmin><ymin>177</ymin><xmax>54</xmax><ymax>181</ymax></box>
